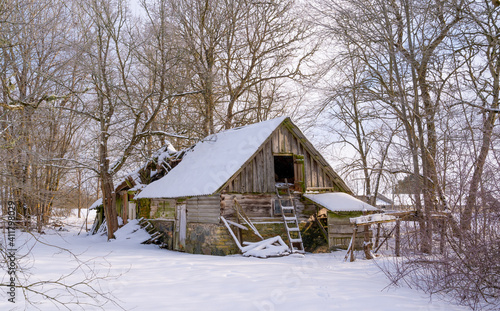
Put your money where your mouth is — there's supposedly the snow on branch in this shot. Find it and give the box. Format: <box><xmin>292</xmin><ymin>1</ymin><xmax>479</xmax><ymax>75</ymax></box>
<box><xmin>135</xmin><ymin>130</ymin><xmax>189</xmax><ymax>140</ymax></box>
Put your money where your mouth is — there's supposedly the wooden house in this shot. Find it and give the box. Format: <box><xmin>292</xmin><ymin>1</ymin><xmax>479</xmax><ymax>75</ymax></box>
<box><xmin>109</xmin><ymin>117</ymin><xmax>378</xmax><ymax>255</ymax></box>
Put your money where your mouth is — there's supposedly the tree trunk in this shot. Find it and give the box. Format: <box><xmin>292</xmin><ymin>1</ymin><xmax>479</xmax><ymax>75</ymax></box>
<box><xmin>462</xmin><ymin>48</ymin><xmax>500</xmax><ymax>231</ymax></box>
<box><xmin>101</xmin><ymin>168</ymin><xmax>118</xmax><ymax>240</ymax></box>
<box><xmin>462</xmin><ymin>109</ymin><xmax>498</xmax><ymax>231</ymax></box>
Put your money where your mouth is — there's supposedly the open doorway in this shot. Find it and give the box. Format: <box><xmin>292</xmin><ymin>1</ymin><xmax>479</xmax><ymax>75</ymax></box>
<box><xmin>274</xmin><ymin>155</ymin><xmax>295</xmax><ymax>184</ymax></box>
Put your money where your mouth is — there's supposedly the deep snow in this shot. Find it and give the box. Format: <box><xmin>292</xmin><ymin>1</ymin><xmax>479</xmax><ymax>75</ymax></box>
<box><xmin>0</xmin><ymin>210</ymin><xmax>469</xmax><ymax>311</ymax></box>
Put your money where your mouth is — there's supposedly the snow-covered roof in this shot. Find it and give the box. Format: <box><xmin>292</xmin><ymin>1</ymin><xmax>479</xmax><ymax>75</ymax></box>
<box><xmin>114</xmin><ymin>142</ymin><xmax>178</xmax><ymax>191</ymax></box>
<box><xmin>304</xmin><ymin>192</ymin><xmax>379</xmax><ymax>212</ymax></box>
<box><xmin>88</xmin><ymin>198</ymin><xmax>103</xmax><ymax>210</ymax></box>
<box><xmin>136</xmin><ymin>116</ymin><xmax>287</xmax><ymax>199</ymax></box>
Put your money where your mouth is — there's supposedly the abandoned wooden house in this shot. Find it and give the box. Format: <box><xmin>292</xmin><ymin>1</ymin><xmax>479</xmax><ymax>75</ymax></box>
<box><xmin>91</xmin><ymin>116</ymin><xmax>379</xmax><ymax>255</ymax></box>
<box><xmin>89</xmin><ymin>143</ymin><xmax>183</xmax><ymax>234</ymax></box>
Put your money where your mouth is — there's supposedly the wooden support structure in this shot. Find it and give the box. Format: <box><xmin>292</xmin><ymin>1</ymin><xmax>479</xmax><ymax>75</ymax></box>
<box><xmin>221</xmin><ymin>216</ymin><xmax>243</xmax><ymax>250</ymax></box>
<box><xmin>233</xmin><ymin>198</ymin><xmax>263</xmax><ymax>240</ymax></box>
<box><xmin>313</xmin><ymin>212</ymin><xmax>328</xmax><ymax>243</ymax></box>
<box><xmin>344</xmin><ymin>226</ymin><xmax>358</xmax><ymax>262</ymax></box>
<box><xmin>344</xmin><ymin>210</ymin><xmax>451</xmax><ymax>261</ymax></box>
<box><xmin>363</xmin><ymin>223</ymin><xmax>374</xmax><ymax>260</ymax></box>
<box><xmin>374</xmin><ymin>223</ymin><xmax>381</xmax><ymax>249</ymax></box>
<box><xmin>346</xmin><ymin>212</ymin><xmax>402</xmax><ymax>261</ymax></box>
<box><xmin>374</xmin><ymin>225</ymin><xmax>397</xmax><ymax>253</ymax></box>
<box><xmin>395</xmin><ymin>219</ymin><xmax>400</xmax><ymax>257</ymax></box>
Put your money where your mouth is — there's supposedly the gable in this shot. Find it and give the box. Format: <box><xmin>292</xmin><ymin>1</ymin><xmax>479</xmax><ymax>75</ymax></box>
<box><xmin>220</xmin><ymin>119</ymin><xmax>352</xmax><ymax>194</ymax></box>
<box><xmin>136</xmin><ymin>116</ymin><xmax>352</xmax><ymax>199</ymax></box>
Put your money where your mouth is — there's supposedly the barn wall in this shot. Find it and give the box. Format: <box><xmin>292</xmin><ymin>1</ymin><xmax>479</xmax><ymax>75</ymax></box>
<box><xmin>220</xmin><ymin>193</ymin><xmax>316</xmax><ymax>223</ymax></box>
<box><xmin>327</xmin><ymin>211</ymin><xmax>366</xmax><ymax>250</ymax></box>
<box><xmin>219</xmin><ymin>193</ymin><xmax>318</xmax><ymax>250</ymax></box>
<box><xmin>137</xmin><ymin>198</ymin><xmax>151</xmax><ymax>219</ymax></box>
<box><xmin>222</xmin><ymin>123</ymin><xmax>344</xmax><ymax>194</ymax></box>
<box><xmin>224</xmin><ymin>141</ymin><xmax>275</xmax><ymax>193</ymax></box>
<box><xmin>186</xmin><ymin>195</ymin><xmax>220</xmax><ymax>224</ymax></box>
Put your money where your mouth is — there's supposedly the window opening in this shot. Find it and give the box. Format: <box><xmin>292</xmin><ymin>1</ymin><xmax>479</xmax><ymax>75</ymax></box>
<box><xmin>274</xmin><ymin>155</ymin><xmax>295</xmax><ymax>184</ymax></box>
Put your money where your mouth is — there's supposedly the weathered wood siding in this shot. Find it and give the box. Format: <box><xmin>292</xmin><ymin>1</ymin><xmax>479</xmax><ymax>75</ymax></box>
<box><xmin>224</xmin><ymin>141</ymin><xmax>275</xmax><ymax>193</ymax></box>
<box><xmin>327</xmin><ymin>211</ymin><xmax>366</xmax><ymax>250</ymax></box>
<box><xmin>222</xmin><ymin>123</ymin><xmax>345</xmax><ymax>194</ymax></box>
<box><xmin>186</xmin><ymin>195</ymin><xmax>220</xmax><ymax>224</ymax></box>
<box><xmin>220</xmin><ymin>193</ymin><xmax>316</xmax><ymax>223</ymax></box>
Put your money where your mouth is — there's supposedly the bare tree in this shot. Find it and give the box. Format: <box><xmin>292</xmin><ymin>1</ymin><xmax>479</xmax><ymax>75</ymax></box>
<box><xmin>314</xmin><ymin>40</ymin><xmax>397</xmax><ymax>206</ymax></box>
<box><xmin>312</xmin><ymin>0</ymin><xmax>464</xmax><ymax>252</ymax></box>
<box><xmin>0</xmin><ymin>0</ymin><xmax>82</xmax><ymax>230</ymax></box>
<box><xmin>169</xmin><ymin>0</ymin><xmax>315</xmax><ymax>136</ymax></box>
<box><xmin>458</xmin><ymin>0</ymin><xmax>500</xmax><ymax>232</ymax></box>
<box><xmin>70</xmin><ymin>0</ymin><xmax>192</xmax><ymax>239</ymax></box>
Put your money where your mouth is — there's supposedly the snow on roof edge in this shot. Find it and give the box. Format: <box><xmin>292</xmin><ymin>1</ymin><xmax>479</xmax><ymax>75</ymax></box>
<box><xmin>304</xmin><ymin>192</ymin><xmax>379</xmax><ymax>212</ymax></box>
<box><xmin>89</xmin><ymin>198</ymin><xmax>103</xmax><ymax>210</ymax></box>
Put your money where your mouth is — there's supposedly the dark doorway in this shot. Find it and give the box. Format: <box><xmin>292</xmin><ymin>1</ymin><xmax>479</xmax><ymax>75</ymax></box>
<box><xmin>274</xmin><ymin>155</ymin><xmax>295</xmax><ymax>183</ymax></box>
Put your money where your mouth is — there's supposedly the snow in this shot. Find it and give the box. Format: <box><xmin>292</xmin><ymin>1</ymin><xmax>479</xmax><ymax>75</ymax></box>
<box><xmin>350</xmin><ymin>213</ymin><xmax>397</xmax><ymax>225</ymax></box>
<box><xmin>112</xmin><ymin>219</ymin><xmax>151</xmax><ymax>243</ymax></box>
<box><xmin>88</xmin><ymin>198</ymin><xmax>102</xmax><ymax>210</ymax></box>
<box><xmin>241</xmin><ymin>236</ymin><xmax>290</xmax><ymax>258</ymax></box>
<box><xmin>304</xmin><ymin>192</ymin><xmax>379</xmax><ymax>212</ymax></box>
<box><xmin>114</xmin><ymin>142</ymin><xmax>178</xmax><ymax>192</ymax></box>
<box><xmin>0</xmin><ymin>211</ymin><xmax>470</xmax><ymax>311</ymax></box>
<box><xmin>137</xmin><ymin>117</ymin><xmax>287</xmax><ymax>199</ymax></box>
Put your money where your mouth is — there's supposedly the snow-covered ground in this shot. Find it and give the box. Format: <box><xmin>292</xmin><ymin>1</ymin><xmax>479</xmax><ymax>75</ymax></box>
<box><xmin>1</xmin><ymin>210</ymin><xmax>469</xmax><ymax>311</ymax></box>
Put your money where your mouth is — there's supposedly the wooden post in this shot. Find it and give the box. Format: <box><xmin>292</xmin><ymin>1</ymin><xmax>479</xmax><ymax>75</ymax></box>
<box><xmin>395</xmin><ymin>219</ymin><xmax>401</xmax><ymax>257</ymax></box>
<box><xmin>236</xmin><ymin>206</ymin><xmax>242</xmax><ymax>246</ymax></box>
<box><xmin>122</xmin><ymin>191</ymin><xmax>128</xmax><ymax>225</ymax></box>
<box><xmin>363</xmin><ymin>223</ymin><xmax>374</xmax><ymax>260</ymax></box>
<box><xmin>350</xmin><ymin>226</ymin><xmax>357</xmax><ymax>262</ymax></box>
<box><xmin>374</xmin><ymin>223</ymin><xmax>381</xmax><ymax>249</ymax></box>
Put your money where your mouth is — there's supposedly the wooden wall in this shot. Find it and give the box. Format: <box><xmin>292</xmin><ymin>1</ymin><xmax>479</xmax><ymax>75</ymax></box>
<box><xmin>220</xmin><ymin>193</ymin><xmax>316</xmax><ymax>223</ymax></box>
<box><xmin>186</xmin><ymin>195</ymin><xmax>220</xmax><ymax>224</ymax></box>
<box><xmin>222</xmin><ymin>123</ymin><xmax>345</xmax><ymax>194</ymax></box>
<box><xmin>327</xmin><ymin>211</ymin><xmax>365</xmax><ymax>250</ymax></box>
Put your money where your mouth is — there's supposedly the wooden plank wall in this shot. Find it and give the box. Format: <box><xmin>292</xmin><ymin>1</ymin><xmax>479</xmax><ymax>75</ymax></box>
<box><xmin>224</xmin><ymin>141</ymin><xmax>275</xmax><ymax>193</ymax></box>
<box><xmin>186</xmin><ymin>195</ymin><xmax>220</xmax><ymax>224</ymax></box>
<box><xmin>220</xmin><ymin>193</ymin><xmax>315</xmax><ymax>223</ymax></box>
<box><xmin>327</xmin><ymin>211</ymin><xmax>365</xmax><ymax>249</ymax></box>
<box><xmin>223</xmin><ymin>124</ymin><xmax>340</xmax><ymax>193</ymax></box>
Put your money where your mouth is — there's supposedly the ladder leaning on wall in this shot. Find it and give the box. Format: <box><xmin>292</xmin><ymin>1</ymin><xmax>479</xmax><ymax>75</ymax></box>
<box><xmin>275</xmin><ymin>183</ymin><xmax>305</xmax><ymax>254</ymax></box>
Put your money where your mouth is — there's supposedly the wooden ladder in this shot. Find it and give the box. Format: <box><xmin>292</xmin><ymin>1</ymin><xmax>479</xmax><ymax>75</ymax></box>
<box><xmin>275</xmin><ymin>184</ymin><xmax>305</xmax><ymax>254</ymax></box>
